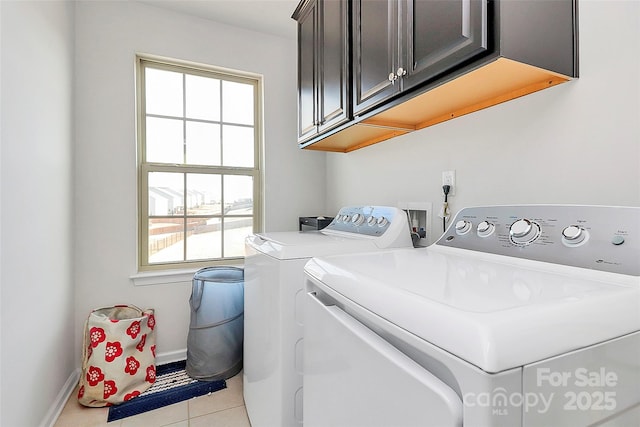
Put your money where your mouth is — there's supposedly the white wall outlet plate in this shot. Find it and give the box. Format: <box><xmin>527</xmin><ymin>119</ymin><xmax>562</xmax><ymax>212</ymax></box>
<box><xmin>442</xmin><ymin>170</ymin><xmax>456</xmax><ymax>196</ymax></box>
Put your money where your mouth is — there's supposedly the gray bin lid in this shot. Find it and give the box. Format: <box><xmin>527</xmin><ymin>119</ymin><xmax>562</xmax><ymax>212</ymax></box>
<box><xmin>194</xmin><ymin>266</ymin><xmax>243</xmax><ymax>283</ymax></box>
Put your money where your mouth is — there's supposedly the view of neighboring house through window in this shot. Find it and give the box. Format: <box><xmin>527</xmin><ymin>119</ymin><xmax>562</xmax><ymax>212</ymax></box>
<box><xmin>137</xmin><ymin>56</ymin><xmax>262</xmax><ymax>270</ymax></box>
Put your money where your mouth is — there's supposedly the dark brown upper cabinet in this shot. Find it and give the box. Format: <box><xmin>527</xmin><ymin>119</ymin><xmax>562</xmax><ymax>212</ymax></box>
<box><xmin>294</xmin><ymin>0</ymin><xmax>579</xmax><ymax>152</ymax></box>
<box><xmin>354</xmin><ymin>0</ymin><xmax>488</xmax><ymax>115</ymax></box>
<box><xmin>293</xmin><ymin>0</ymin><xmax>350</xmax><ymax>143</ymax></box>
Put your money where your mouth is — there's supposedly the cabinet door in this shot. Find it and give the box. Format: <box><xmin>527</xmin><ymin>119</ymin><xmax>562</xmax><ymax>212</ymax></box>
<box><xmin>318</xmin><ymin>0</ymin><xmax>349</xmax><ymax>133</ymax></box>
<box><xmin>296</xmin><ymin>1</ymin><xmax>318</xmax><ymax>141</ymax></box>
<box><xmin>401</xmin><ymin>0</ymin><xmax>488</xmax><ymax>91</ymax></box>
<box><xmin>353</xmin><ymin>0</ymin><xmax>400</xmax><ymax>116</ymax></box>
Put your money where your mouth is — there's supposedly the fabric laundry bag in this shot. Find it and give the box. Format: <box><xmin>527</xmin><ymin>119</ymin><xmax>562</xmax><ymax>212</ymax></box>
<box><xmin>78</xmin><ymin>305</ymin><xmax>156</xmax><ymax>407</ymax></box>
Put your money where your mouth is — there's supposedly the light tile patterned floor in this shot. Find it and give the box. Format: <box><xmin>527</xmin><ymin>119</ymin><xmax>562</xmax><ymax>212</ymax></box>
<box><xmin>54</xmin><ymin>372</ymin><xmax>250</xmax><ymax>427</ymax></box>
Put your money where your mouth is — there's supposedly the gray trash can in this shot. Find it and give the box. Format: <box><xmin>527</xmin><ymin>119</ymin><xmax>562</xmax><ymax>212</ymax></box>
<box><xmin>186</xmin><ymin>266</ymin><xmax>244</xmax><ymax>381</ymax></box>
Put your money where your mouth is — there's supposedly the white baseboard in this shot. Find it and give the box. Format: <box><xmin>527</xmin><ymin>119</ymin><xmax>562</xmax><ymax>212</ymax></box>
<box><xmin>41</xmin><ymin>368</ymin><xmax>80</xmax><ymax>427</ymax></box>
<box><xmin>156</xmin><ymin>348</ymin><xmax>187</xmax><ymax>365</ymax></box>
<box><xmin>43</xmin><ymin>348</ymin><xmax>187</xmax><ymax>427</ymax></box>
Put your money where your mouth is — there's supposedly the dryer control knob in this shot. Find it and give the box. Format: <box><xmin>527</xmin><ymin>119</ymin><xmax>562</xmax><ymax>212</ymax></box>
<box><xmin>562</xmin><ymin>225</ymin><xmax>588</xmax><ymax>246</ymax></box>
<box><xmin>611</xmin><ymin>235</ymin><xmax>625</xmax><ymax>245</ymax></box>
<box><xmin>367</xmin><ymin>216</ymin><xmax>377</xmax><ymax>226</ymax></box>
<box><xmin>477</xmin><ymin>221</ymin><xmax>495</xmax><ymax>237</ymax></box>
<box><xmin>510</xmin><ymin>219</ymin><xmax>532</xmax><ymax>237</ymax></box>
<box><xmin>455</xmin><ymin>220</ymin><xmax>472</xmax><ymax>235</ymax></box>
<box><xmin>509</xmin><ymin>218</ymin><xmax>541</xmax><ymax>245</ymax></box>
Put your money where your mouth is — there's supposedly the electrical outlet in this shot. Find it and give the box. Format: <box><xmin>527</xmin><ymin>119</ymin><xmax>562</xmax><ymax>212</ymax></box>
<box><xmin>442</xmin><ymin>170</ymin><xmax>456</xmax><ymax>196</ymax></box>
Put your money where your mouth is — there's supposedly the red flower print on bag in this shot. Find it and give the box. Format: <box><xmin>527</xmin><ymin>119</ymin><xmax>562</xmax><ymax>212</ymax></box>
<box><xmin>78</xmin><ymin>386</ymin><xmax>85</xmax><ymax>399</ymax></box>
<box><xmin>151</xmin><ymin>345</ymin><xmax>156</xmax><ymax>357</ymax></box>
<box><xmin>89</xmin><ymin>327</ymin><xmax>106</xmax><ymax>348</ymax></box>
<box><xmin>147</xmin><ymin>314</ymin><xmax>156</xmax><ymax>330</ymax></box>
<box><xmin>125</xmin><ymin>356</ymin><xmax>140</xmax><ymax>375</ymax></box>
<box><xmin>105</xmin><ymin>341</ymin><xmax>123</xmax><ymax>362</ymax></box>
<box><xmin>126</xmin><ymin>321</ymin><xmax>141</xmax><ymax>339</ymax></box>
<box><xmin>124</xmin><ymin>390</ymin><xmax>141</xmax><ymax>401</ymax></box>
<box><xmin>136</xmin><ymin>335</ymin><xmax>146</xmax><ymax>352</ymax></box>
<box><xmin>145</xmin><ymin>365</ymin><xmax>156</xmax><ymax>383</ymax></box>
<box><xmin>103</xmin><ymin>380</ymin><xmax>118</xmax><ymax>399</ymax></box>
<box><xmin>86</xmin><ymin>366</ymin><xmax>105</xmax><ymax>386</ymax></box>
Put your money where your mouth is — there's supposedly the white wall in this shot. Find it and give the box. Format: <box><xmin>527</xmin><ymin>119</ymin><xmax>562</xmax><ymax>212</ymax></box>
<box><xmin>3</xmin><ymin>0</ymin><xmax>636</xmax><ymax>425</ymax></box>
<box><xmin>0</xmin><ymin>1</ymin><xmax>76</xmax><ymax>426</ymax></box>
<box><xmin>74</xmin><ymin>0</ymin><xmax>324</xmax><ymax>373</ymax></box>
<box><xmin>326</xmin><ymin>0</ymin><xmax>640</xmax><ymax>240</ymax></box>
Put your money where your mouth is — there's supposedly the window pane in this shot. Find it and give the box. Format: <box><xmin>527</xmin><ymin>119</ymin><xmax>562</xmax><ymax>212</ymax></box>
<box><xmin>185</xmin><ymin>174</ymin><xmax>222</xmax><ymax>260</ymax></box>
<box><xmin>186</xmin><ymin>122</ymin><xmax>221</xmax><ymax>166</ymax></box>
<box><xmin>186</xmin><ymin>173</ymin><xmax>221</xmax><ymax>213</ymax></box>
<box><xmin>149</xmin><ymin>172</ymin><xmax>184</xmax><ymax>216</ymax></box>
<box><xmin>148</xmin><ymin>218</ymin><xmax>185</xmax><ymax>263</ymax></box>
<box><xmin>224</xmin><ymin>175</ymin><xmax>253</xmax><ymax>215</ymax></box>
<box><xmin>222</xmin><ymin>81</ymin><xmax>254</xmax><ymax>125</ymax></box>
<box><xmin>186</xmin><ymin>75</ymin><xmax>220</xmax><ymax>121</ymax></box>
<box><xmin>224</xmin><ymin>217</ymin><xmax>252</xmax><ymax>257</ymax></box>
<box><xmin>146</xmin><ymin>117</ymin><xmax>184</xmax><ymax>164</ymax></box>
<box><xmin>186</xmin><ymin>219</ymin><xmax>222</xmax><ymax>260</ymax></box>
<box><xmin>145</xmin><ymin>68</ymin><xmax>183</xmax><ymax>117</ymax></box>
<box><xmin>222</xmin><ymin>125</ymin><xmax>254</xmax><ymax>167</ymax></box>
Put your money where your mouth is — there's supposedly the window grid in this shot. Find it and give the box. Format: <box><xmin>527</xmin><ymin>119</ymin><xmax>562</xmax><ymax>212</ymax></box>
<box><xmin>137</xmin><ymin>57</ymin><xmax>262</xmax><ymax>271</ymax></box>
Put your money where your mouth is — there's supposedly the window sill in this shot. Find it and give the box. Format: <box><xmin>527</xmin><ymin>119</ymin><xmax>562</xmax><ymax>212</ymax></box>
<box><xmin>130</xmin><ymin>269</ymin><xmax>198</xmax><ymax>286</ymax></box>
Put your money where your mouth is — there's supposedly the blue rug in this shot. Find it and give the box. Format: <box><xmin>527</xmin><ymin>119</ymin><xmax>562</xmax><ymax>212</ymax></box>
<box><xmin>107</xmin><ymin>360</ymin><xmax>226</xmax><ymax>422</ymax></box>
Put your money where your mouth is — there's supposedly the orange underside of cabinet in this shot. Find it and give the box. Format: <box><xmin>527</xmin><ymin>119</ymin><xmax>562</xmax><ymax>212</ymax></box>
<box><xmin>304</xmin><ymin>58</ymin><xmax>571</xmax><ymax>153</ymax></box>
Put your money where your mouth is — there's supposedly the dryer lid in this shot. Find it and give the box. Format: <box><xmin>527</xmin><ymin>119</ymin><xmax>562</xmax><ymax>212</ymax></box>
<box><xmin>304</xmin><ymin>247</ymin><xmax>640</xmax><ymax>373</ymax></box>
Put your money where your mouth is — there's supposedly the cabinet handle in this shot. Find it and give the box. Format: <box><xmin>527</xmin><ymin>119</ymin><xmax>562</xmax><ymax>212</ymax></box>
<box><xmin>388</xmin><ymin>72</ymin><xmax>398</xmax><ymax>84</ymax></box>
<box><xmin>396</xmin><ymin>67</ymin><xmax>407</xmax><ymax>77</ymax></box>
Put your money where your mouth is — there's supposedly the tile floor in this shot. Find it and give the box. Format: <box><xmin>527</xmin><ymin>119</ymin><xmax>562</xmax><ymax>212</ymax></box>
<box><xmin>54</xmin><ymin>372</ymin><xmax>250</xmax><ymax>427</ymax></box>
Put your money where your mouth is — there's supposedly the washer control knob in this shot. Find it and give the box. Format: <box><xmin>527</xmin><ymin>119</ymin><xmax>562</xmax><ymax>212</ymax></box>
<box><xmin>342</xmin><ymin>214</ymin><xmax>350</xmax><ymax>223</ymax></box>
<box><xmin>351</xmin><ymin>213</ymin><xmax>365</xmax><ymax>226</ymax></box>
<box><xmin>367</xmin><ymin>216</ymin><xmax>377</xmax><ymax>226</ymax></box>
<box><xmin>509</xmin><ymin>219</ymin><xmax>541</xmax><ymax>245</ymax></box>
<box><xmin>455</xmin><ymin>220</ymin><xmax>472</xmax><ymax>235</ymax></box>
<box><xmin>377</xmin><ymin>216</ymin><xmax>389</xmax><ymax>227</ymax></box>
<box><xmin>562</xmin><ymin>225</ymin><xmax>589</xmax><ymax>247</ymax></box>
<box><xmin>477</xmin><ymin>221</ymin><xmax>495</xmax><ymax>237</ymax></box>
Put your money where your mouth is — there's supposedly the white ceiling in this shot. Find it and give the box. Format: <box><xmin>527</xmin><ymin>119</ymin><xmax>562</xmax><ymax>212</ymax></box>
<box><xmin>138</xmin><ymin>0</ymin><xmax>299</xmax><ymax>39</ymax></box>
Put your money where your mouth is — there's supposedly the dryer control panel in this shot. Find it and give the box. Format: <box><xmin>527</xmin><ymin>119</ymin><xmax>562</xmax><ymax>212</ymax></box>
<box><xmin>436</xmin><ymin>205</ymin><xmax>640</xmax><ymax>276</ymax></box>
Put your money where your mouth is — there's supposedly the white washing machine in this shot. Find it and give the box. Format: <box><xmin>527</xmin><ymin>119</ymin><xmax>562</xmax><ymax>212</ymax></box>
<box><xmin>303</xmin><ymin>205</ymin><xmax>640</xmax><ymax>427</ymax></box>
<box><xmin>243</xmin><ymin>206</ymin><xmax>413</xmax><ymax>427</ymax></box>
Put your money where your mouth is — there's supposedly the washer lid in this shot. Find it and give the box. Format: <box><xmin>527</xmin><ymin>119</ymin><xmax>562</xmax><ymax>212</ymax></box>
<box><xmin>246</xmin><ymin>206</ymin><xmax>412</xmax><ymax>259</ymax></box>
<box><xmin>304</xmin><ymin>247</ymin><xmax>640</xmax><ymax>373</ymax></box>
<box><xmin>246</xmin><ymin>231</ymin><xmax>377</xmax><ymax>260</ymax></box>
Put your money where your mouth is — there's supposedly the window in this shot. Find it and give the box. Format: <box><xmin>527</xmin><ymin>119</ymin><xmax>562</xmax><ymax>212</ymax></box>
<box><xmin>137</xmin><ymin>56</ymin><xmax>262</xmax><ymax>271</ymax></box>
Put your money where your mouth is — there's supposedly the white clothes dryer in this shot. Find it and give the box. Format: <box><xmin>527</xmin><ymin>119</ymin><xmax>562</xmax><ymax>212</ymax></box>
<box><xmin>303</xmin><ymin>205</ymin><xmax>640</xmax><ymax>427</ymax></box>
<box><xmin>243</xmin><ymin>206</ymin><xmax>413</xmax><ymax>427</ymax></box>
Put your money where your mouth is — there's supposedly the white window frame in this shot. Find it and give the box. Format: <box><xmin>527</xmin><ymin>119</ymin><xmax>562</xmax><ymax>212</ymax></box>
<box><xmin>136</xmin><ymin>55</ymin><xmax>263</xmax><ymax>272</ymax></box>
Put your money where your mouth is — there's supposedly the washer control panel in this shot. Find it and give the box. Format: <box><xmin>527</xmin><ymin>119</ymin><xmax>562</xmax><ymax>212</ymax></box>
<box><xmin>436</xmin><ymin>205</ymin><xmax>640</xmax><ymax>276</ymax></box>
<box><xmin>324</xmin><ymin>206</ymin><xmax>404</xmax><ymax>237</ymax></box>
